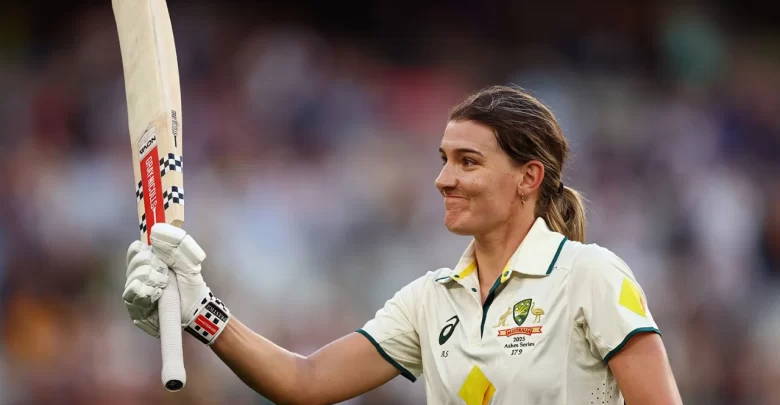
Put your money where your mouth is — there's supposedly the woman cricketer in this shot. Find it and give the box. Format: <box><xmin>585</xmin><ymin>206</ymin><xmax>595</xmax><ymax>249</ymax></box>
<box><xmin>124</xmin><ymin>85</ymin><xmax>683</xmax><ymax>404</ymax></box>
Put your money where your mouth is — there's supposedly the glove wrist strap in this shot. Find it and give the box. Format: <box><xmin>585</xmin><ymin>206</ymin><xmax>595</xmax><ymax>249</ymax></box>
<box><xmin>184</xmin><ymin>291</ymin><xmax>231</xmax><ymax>346</ymax></box>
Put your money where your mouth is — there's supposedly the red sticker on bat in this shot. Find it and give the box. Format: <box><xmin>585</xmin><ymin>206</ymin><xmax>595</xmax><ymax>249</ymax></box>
<box><xmin>138</xmin><ymin>127</ymin><xmax>166</xmax><ymax>244</ymax></box>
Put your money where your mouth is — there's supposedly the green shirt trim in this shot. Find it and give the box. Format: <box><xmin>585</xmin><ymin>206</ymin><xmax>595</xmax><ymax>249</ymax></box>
<box><xmin>479</xmin><ymin>275</ymin><xmax>504</xmax><ymax>337</ymax></box>
<box><xmin>356</xmin><ymin>329</ymin><xmax>417</xmax><ymax>382</ymax></box>
<box><xmin>603</xmin><ymin>327</ymin><xmax>662</xmax><ymax>364</ymax></box>
<box><xmin>546</xmin><ymin>237</ymin><xmax>568</xmax><ymax>275</ymax></box>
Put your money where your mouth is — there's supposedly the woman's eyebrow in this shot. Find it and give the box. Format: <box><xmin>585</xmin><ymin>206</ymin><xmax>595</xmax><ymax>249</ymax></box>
<box><xmin>438</xmin><ymin>147</ymin><xmax>485</xmax><ymax>157</ymax></box>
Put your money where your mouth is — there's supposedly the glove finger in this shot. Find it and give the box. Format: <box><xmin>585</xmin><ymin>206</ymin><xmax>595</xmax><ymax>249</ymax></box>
<box><xmin>126</xmin><ymin>264</ymin><xmax>168</xmax><ymax>307</ymax></box>
<box><xmin>133</xmin><ymin>283</ymin><xmax>157</xmax><ymax>300</ymax></box>
<box><xmin>125</xmin><ymin>298</ymin><xmax>148</xmax><ymax>321</ymax></box>
<box><xmin>145</xmin><ymin>266</ymin><xmax>169</xmax><ymax>288</ymax></box>
<box><xmin>126</xmin><ymin>240</ymin><xmax>147</xmax><ymax>268</ymax></box>
<box><xmin>127</xmin><ymin>250</ymin><xmax>157</xmax><ymax>276</ymax></box>
<box><xmin>150</xmin><ymin>224</ymin><xmax>189</xmax><ymax>268</ymax></box>
<box><xmin>150</xmin><ymin>224</ymin><xmax>186</xmax><ymax>255</ymax></box>
<box><xmin>178</xmin><ymin>235</ymin><xmax>206</xmax><ymax>266</ymax></box>
<box><xmin>126</xmin><ymin>265</ymin><xmax>149</xmax><ymax>288</ymax></box>
<box><xmin>150</xmin><ymin>223</ymin><xmax>187</xmax><ymax>246</ymax></box>
<box><xmin>125</xmin><ymin>290</ymin><xmax>157</xmax><ymax>320</ymax></box>
<box><xmin>122</xmin><ymin>278</ymin><xmax>142</xmax><ymax>304</ymax></box>
<box><xmin>132</xmin><ymin>285</ymin><xmax>158</xmax><ymax>309</ymax></box>
<box><xmin>134</xmin><ymin>297</ymin><xmax>154</xmax><ymax>319</ymax></box>
<box><xmin>134</xmin><ymin>319</ymin><xmax>160</xmax><ymax>338</ymax></box>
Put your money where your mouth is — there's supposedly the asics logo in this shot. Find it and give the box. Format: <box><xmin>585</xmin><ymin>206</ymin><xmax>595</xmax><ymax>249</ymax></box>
<box><xmin>438</xmin><ymin>315</ymin><xmax>459</xmax><ymax>345</ymax></box>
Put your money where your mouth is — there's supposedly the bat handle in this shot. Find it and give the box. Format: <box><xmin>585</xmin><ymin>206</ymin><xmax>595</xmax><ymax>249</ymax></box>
<box><xmin>159</xmin><ymin>274</ymin><xmax>186</xmax><ymax>391</ymax></box>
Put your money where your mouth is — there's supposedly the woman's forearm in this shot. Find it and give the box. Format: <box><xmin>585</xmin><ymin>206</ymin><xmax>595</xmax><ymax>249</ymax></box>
<box><xmin>210</xmin><ymin>317</ymin><xmax>311</xmax><ymax>405</ymax></box>
<box><xmin>209</xmin><ymin>317</ymin><xmax>400</xmax><ymax>405</ymax></box>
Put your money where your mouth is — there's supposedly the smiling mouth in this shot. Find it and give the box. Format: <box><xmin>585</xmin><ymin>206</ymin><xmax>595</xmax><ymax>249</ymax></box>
<box><xmin>444</xmin><ymin>197</ymin><xmax>465</xmax><ymax>203</ymax></box>
<box><xmin>444</xmin><ymin>196</ymin><xmax>467</xmax><ymax>207</ymax></box>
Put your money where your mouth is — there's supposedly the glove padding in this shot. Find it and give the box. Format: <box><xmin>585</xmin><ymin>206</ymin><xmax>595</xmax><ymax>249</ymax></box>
<box><xmin>124</xmin><ymin>223</ymin><xmax>230</xmax><ymax>344</ymax></box>
<box><xmin>123</xmin><ymin>242</ymin><xmax>169</xmax><ymax>337</ymax></box>
<box><xmin>149</xmin><ymin>223</ymin><xmax>210</xmax><ymax>325</ymax></box>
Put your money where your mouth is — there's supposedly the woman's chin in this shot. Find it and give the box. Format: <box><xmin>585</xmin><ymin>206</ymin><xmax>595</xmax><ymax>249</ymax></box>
<box><xmin>444</xmin><ymin>217</ymin><xmax>475</xmax><ymax>235</ymax></box>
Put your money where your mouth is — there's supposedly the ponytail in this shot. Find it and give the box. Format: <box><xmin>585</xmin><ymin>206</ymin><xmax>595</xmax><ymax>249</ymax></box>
<box><xmin>542</xmin><ymin>186</ymin><xmax>587</xmax><ymax>243</ymax></box>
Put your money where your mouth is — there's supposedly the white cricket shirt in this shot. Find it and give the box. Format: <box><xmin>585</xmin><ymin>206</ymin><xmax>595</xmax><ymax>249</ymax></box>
<box><xmin>358</xmin><ymin>217</ymin><xmax>660</xmax><ymax>405</ymax></box>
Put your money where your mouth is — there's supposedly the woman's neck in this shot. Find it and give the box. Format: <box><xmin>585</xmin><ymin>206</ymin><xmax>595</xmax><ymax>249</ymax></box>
<box><xmin>474</xmin><ymin>214</ymin><xmax>536</xmax><ymax>291</ymax></box>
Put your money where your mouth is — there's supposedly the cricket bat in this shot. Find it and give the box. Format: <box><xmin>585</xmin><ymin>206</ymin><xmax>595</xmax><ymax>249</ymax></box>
<box><xmin>112</xmin><ymin>0</ymin><xmax>187</xmax><ymax>391</ymax></box>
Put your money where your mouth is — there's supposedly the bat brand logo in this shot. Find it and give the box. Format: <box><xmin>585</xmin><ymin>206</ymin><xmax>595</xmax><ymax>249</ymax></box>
<box><xmin>138</xmin><ymin>127</ymin><xmax>158</xmax><ymax>158</ymax></box>
<box><xmin>145</xmin><ymin>157</ymin><xmax>158</xmax><ymax>213</ymax></box>
<box><xmin>171</xmin><ymin>110</ymin><xmax>179</xmax><ymax>147</ymax></box>
<box><xmin>139</xmin><ymin>136</ymin><xmax>156</xmax><ymax>156</ymax></box>
<box><xmin>138</xmin><ymin>124</ymin><xmax>163</xmax><ymax>238</ymax></box>
<box><xmin>205</xmin><ymin>303</ymin><xmax>228</xmax><ymax>322</ymax></box>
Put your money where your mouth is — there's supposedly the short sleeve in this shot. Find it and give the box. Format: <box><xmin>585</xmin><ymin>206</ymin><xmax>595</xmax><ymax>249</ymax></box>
<box><xmin>570</xmin><ymin>246</ymin><xmax>661</xmax><ymax>364</ymax></box>
<box><xmin>357</xmin><ymin>274</ymin><xmax>426</xmax><ymax>382</ymax></box>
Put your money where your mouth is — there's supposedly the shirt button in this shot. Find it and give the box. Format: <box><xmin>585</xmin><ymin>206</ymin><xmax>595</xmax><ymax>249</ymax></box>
<box><xmin>471</xmin><ymin>288</ymin><xmax>477</xmax><ymax>292</ymax></box>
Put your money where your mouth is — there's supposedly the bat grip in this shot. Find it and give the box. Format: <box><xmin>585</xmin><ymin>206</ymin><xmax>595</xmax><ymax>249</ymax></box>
<box><xmin>159</xmin><ymin>274</ymin><xmax>186</xmax><ymax>391</ymax></box>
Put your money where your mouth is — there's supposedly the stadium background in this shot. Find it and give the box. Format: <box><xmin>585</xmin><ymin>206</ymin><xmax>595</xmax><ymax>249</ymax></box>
<box><xmin>1</xmin><ymin>1</ymin><xmax>780</xmax><ymax>404</ymax></box>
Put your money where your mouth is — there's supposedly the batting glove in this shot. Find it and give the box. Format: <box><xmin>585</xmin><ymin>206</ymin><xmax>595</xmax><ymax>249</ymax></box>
<box><xmin>123</xmin><ymin>223</ymin><xmax>231</xmax><ymax>345</ymax></box>
<box><xmin>123</xmin><ymin>241</ymin><xmax>169</xmax><ymax>337</ymax></box>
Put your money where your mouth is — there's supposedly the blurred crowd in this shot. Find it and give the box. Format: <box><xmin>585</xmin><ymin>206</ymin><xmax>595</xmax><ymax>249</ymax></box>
<box><xmin>1</xmin><ymin>1</ymin><xmax>780</xmax><ymax>404</ymax></box>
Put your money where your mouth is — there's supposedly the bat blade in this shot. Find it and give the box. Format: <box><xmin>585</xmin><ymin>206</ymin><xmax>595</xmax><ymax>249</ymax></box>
<box><xmin>112</xmin><ymin>0</ymin><xmax>186</xmax><ymax>392</ymax></box>
<box><xmin>114</xmin><ymin>0</ymin><xmax>184</xmax><ymax>242</ymax></box>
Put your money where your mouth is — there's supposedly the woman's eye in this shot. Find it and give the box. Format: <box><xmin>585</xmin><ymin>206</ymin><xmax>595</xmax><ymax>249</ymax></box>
<box><xmin>440</xmin><ymin>156</ymin><xmax>447</xmax><ymax>165</ymax></box>
<box><xmin>463</xmin><ymin>158</ymin><xmax>475</xmax><ymax>166</ymax></box>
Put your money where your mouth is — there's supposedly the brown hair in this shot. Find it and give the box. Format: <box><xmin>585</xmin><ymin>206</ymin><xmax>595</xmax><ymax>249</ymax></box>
<box><xmin>449</xmin><ymin>85</ymin><xmax>587</xmax><ymax>242</ymax></box>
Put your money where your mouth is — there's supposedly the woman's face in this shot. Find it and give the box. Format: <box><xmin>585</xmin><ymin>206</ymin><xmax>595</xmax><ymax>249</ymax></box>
<box><xmin>436</xmin><ymin>120</ymin><xmax>525</xmax><ymax>236</ymax></box>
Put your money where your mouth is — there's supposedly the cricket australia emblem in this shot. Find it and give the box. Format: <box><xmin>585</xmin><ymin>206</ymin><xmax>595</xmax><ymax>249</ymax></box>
<box><xmin>513</xmin><ymin>298</ymin><xmax>532</xmax><ymax>326</ymax></box>
<box><xmin>497</xmin><ymin>298</ymin><xmax>544</xmax><ymax>346</ymax></box>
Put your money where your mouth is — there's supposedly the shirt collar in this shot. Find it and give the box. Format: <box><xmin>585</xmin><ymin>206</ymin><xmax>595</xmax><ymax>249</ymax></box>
<box><xmin>437</xmin><ymin>217</ymin><xmax>568</xmax><ymax>284</ymax></box>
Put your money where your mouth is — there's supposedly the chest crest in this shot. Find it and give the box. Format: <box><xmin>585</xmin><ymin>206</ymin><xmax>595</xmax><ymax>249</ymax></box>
<box><xmin>491</xmin><ymin>298</ymin><xmax>547</xmax><ymax>356</ymax></box>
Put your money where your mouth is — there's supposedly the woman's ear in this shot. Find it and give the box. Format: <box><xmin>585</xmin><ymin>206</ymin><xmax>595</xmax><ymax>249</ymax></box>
<box><xmin>517</xmin><ymin>160</ymin><xmax>545</xmax><ymax>197</ymax></box>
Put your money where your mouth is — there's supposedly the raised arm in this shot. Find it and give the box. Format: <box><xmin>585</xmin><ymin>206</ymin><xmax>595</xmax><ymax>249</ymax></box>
<box><xmin>123</xmin><ymin>223</ymin><xmax>414</xmax><ymax>404</ymax></box>
<box><xmin>212</xmin><ymin>319</ymin><xmax>399</xmax><ymax>405</ymax></box>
